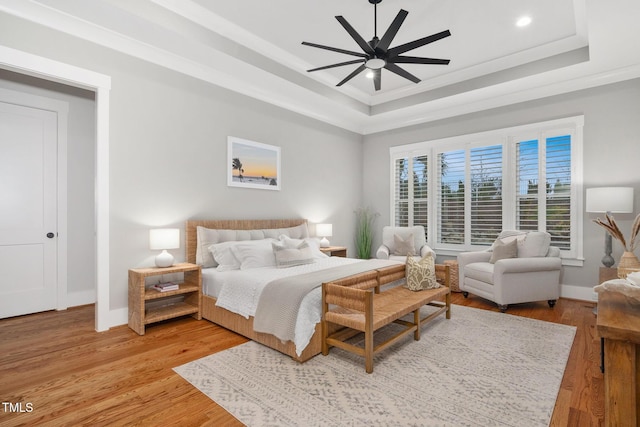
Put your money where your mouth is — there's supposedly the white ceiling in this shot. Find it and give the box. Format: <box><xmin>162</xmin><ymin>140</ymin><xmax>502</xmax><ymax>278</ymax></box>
<box><xmin>2</xmin><ymin>0</ymin><xmax>640</xmax><ymax>134</ymax></box>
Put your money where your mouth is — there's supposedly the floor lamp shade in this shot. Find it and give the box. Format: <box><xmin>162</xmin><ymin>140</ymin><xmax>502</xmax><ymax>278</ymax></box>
<box><xmin>149</xmin><ymin>228</ymin><xmax>180</xmax><ymax>267</ymax></box>
<box><xmin>586</xmin><ymin>187</ymin><xmax>634</xmax><ymax>268</ymax></box>
<box><xmin>586</xmin><ymin>187</ymin><xmax>634</xmax><ymax>213</ymax></box>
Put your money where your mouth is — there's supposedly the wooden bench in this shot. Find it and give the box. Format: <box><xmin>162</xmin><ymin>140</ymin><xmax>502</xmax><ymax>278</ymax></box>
<box><xmin>321</xmin><ymin>263</ymin><xmax>451</xmax><ymax>373</ymax></box>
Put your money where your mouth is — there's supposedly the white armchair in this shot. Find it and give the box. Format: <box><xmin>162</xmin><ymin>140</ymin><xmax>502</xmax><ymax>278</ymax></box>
<box><xmin>376</xmin><ymin>226</ymin><xmax>436</xmax><ymax>262</ymax></box>
<box><xmin>457</xmin><ymin>231</ymin><xmax>561</xmax><ymax>312</ymax></box>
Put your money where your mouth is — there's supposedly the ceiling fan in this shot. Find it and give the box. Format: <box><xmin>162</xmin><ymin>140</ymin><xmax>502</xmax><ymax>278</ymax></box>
<box><xmin>302</xmin><ymin>0</ymin><xmax>451</xmax><ymax>91</ymax></box>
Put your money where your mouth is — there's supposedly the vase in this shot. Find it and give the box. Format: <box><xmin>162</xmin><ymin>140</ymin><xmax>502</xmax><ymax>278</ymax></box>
<box><xmin>617</xmin><ymin>251</ymin><xmax>640</xmax><ymax>279</ymax></box>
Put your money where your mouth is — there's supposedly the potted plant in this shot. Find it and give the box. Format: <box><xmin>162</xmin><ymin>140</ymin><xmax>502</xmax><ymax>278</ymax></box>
<box><xmin>354</xmin><ymin>206</ymin><xmax>379</xmax><ymax>259</ymax></box>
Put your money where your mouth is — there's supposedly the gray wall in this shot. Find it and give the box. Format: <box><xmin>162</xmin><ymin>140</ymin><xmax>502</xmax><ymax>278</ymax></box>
<box><xmin>363</xmin><ymin>78</ymin><xmax>640</xmax><ymax>290</ymax></box>
<box><xmin>0</xmin><ymin>12</ymin><xmax>363</xmax><ymax>312</ymax></box>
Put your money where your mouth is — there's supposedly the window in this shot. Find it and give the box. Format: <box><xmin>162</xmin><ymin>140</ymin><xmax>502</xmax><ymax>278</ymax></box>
<box><xmin>390</xmin><ymin>116</ymin><xmax>584</xmax><ymax>263</ymax></box>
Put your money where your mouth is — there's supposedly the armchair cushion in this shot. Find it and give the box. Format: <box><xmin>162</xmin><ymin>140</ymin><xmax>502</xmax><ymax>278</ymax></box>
<box><xmin>519</xmin><ymin>231</ymin><xmax>551</xmax><ymax>258</ymax></box>
<box><xmin>490</xmin><ymin>239</ymin><xmax>518</xmax><ymax>263</ymax></box>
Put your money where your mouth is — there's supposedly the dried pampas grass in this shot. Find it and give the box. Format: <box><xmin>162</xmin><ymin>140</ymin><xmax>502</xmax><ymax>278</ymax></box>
<box><xmin>594</xmin><ymin>213</ymin><xmax>640</xmax><ymax>251</ymax></box>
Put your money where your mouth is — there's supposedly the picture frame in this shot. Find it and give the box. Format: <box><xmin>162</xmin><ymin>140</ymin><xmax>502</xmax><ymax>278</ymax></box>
<box><xmin>227</xmin><ymin>136</ymin><xmax>281</xmax><ymax>191</ymax></box>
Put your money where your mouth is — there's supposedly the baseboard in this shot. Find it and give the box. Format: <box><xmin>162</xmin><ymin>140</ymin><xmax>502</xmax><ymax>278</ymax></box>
<box><xmin>560</xmin><ymin>284</ymin><xmax>597</xmax><ymax>302</ymax></box>
<box><xmin>64</xmin><ymin>289</ymin><xmax>96</xmax><ymax>308</ymax></box>
<box><xmin>108</xmin><ymin>307</ymin><xmax>129</xmax><ymax>329</ymax></box>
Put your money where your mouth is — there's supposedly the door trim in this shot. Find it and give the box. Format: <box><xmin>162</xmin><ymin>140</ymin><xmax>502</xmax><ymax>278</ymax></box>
<box><xmin>0</xmin><ymin>87</ymin><xmax>69</xmax><ymax>311</ymax></box>
<box><xmin>0</xmin><ymin>45</ymin><xmax>112</xmax><ymax>331</ymax></box>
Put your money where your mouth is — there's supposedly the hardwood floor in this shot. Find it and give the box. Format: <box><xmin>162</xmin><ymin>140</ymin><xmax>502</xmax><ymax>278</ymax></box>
<box><xmin>0</xmin><ymin>294</ymin><xmax>603</xmax><ymax>426</ymax></box>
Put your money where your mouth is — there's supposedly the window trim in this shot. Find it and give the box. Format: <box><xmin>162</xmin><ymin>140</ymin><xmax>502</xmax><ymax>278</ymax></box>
<box><xmin>390</xmin><ymin>115</ymin><xmax>584</xmax><ymax>266</ymax></box>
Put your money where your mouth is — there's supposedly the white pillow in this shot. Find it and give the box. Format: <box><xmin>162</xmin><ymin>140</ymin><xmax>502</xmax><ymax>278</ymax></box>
<box><xmin>196</xmin><ymin>226</ymin><xmax>219</xmax><ymax>268</ymax></box>
<box><xmin>262</xmin><ymin>223</ymin><xmax>309</xmax><ymax>239</ymax></box>
<box><xmin>208</xmin><ymin>241</ymin><xmax>241</xmax><ymax>271</ymax></box>
<box><xmin>272</xmin><ymin>240</ymin><xmax>315</xmax><ymax>268</ymax></box>
<box><xmin>278</xmin><ymin>235</ymin><xmax>328</xmax><ymax>259</ymax></box>
<box><xmin>196</xmin><ymin>226</ymin><xmax>267</xmax><ymax>267</ymax></box>
<box><xmin>231</xmin><ymin>239</ymin><xmax>277</xmax><ymax>270</ymax></box>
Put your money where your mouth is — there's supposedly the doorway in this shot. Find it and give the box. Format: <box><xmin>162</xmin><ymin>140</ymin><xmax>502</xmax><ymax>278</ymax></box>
<box><xmin>0</xmin><ymin>45</ymin><xmax>111</xmax><ymax>331</ymax></box>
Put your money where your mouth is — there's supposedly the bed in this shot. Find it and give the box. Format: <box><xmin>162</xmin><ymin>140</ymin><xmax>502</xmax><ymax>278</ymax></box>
<box><xmin>185</xmin><ymin>218</ymin><xmax>404</xmax><ymax>362</ymax></box>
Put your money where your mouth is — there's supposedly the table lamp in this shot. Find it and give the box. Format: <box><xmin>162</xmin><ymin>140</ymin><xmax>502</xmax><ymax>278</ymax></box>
<box><xmin>586</xmin><ymin>187</ymin><xmax>634</xmax><ymax>267</ymax></box>
<box><xmin>149</xmin><ymin>228</ymin><xmax>180</xmax><ymax>267</ymax></box>
<box><xmin>316</xmin><ymin>223</ymin><xmax>333</xmax><ymax>248</ymax></box>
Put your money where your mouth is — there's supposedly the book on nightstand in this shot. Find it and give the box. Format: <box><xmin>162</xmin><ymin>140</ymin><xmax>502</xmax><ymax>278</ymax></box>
<box><xmin>152</xmin><ymin>282</ymin><xmax>179</xmax><ymax>292</ymax></box>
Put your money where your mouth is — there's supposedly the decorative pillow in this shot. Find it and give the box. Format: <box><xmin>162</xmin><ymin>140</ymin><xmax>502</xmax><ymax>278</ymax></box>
<box><xmin>489</xmin><ymin>231</ymin><xmax>526</xmax><ymax>252</ymax></box>
<box><xmin>393</xmin><ymin>233</ymin><xmax>416</xmax><ymax>256</ymax></box>
<box><xmin>230</xmin><ymin>239</ymin><xmax>277</xmax><ymax>270</ymax></box>
<box><xmin>272</xmin><ymin>240</ymin><xmax>315</xmax><ymax>268</ymax></box>
<box><xmin>405</xmin><ymin>253</ymin><xmax>438</xmax><ymax>291</ymax></box>
<box><xmin>490</xmin><ymin>238</ymin><xmax>518</xmax><ymax>263</ymax></box>
<box><xmin>518</xmin><ymin>231</ymin><xmax>551</xmax><ymax>258</ymax></box>
<box><xmin>278</xmin><ymin>235</ymin><xmax>328</xmax><ymax>258</ymax></box>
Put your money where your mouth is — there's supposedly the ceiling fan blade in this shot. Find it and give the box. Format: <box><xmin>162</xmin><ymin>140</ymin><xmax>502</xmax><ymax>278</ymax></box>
<box><xmin>376</xmin><ymin>9</ymin><xmax>409</xmax><ymax>53</ymax></box>
<box><xmin>307</xmin><ymin>59</ymin><xmax>364</xmax><ymax>72</ymax></box>
<box><xmin>391</xmin><ymin>56</ymin><xmax>450</xmax><ymax>65</ymax></box>
<box><xmin>387</xmin><ymin>30</ymin><xmax>451</xmax><ymax>58</ymax></box>
<box><xmin>336</xmin><ymin>64</ymin><xmax>367</xmax><ymax>86</ymax></box>
<box><xmin>335</xmin><ymin>16</ymin><xmax>376</xmax><ymax>55</ymax></box>
<box><xmin>373</xmin><ymin>69</ymin><xmax>381</xmax><ymax>91</ymax></box>
<box><xmin>384</xmin><ymin>63</ymin><xmax>421</xmax><ymax>84</ymax></box>
<box><xmin>302</xmin><ymin>41</ymin><xmax>367</xmax><ymax>58</ymax></box>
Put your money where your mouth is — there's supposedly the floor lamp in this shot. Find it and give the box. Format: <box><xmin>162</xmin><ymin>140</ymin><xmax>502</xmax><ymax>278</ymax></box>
<box><xmin>586</xmin><ymin>187</ymin><xmax>634</xmax><ymax>267</ymax></box>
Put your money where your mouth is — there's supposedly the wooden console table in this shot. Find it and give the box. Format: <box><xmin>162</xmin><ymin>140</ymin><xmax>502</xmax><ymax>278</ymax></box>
<box><xmin>597</xmin><ymin>289</ymin><xmax>640</xmax><ymax>426</ymax></box>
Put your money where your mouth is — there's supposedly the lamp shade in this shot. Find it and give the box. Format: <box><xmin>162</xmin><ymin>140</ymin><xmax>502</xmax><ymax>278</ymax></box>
<box><xmin>149</xmin><ymin>228</ymin><xmax>180</xmax><ymax>250</ymax></box>
<box><xmin>316</xmin><ymin>223</ymin><xmax>333</xmax><ymax>237</ymax></box>
<box><xmin>586</xmin><ymin>187</ymin><xmax>634</xmax><ymax>213</ymax></box>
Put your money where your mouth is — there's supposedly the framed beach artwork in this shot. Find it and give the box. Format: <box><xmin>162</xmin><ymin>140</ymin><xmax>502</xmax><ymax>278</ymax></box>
<box><xmin>227</xmin><ymin>136</ymin><xmax>281</xmax><ymax>190</ymax></box>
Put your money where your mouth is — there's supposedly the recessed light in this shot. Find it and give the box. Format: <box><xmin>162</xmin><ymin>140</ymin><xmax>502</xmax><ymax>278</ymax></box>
<box><xmin>516</xmin><ymin>16</ymin><xmax>532</xmax><ymax>27</ymax></box>
<box><xmin>365</xmin><ymin>70</ymin><xmax>375</xmax><ymax>79</ymax></box>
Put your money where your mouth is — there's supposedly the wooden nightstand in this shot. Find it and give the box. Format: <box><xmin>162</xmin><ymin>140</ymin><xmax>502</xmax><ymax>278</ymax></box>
<box><xmin>128</xmin><ymin>262</ymin><xmax>202</xmax><ymax>335</ymax></box>
<box><xmin>320</xmin><ymin>246</ymin><xmax>347</xmax><ymax>257</ymax></box>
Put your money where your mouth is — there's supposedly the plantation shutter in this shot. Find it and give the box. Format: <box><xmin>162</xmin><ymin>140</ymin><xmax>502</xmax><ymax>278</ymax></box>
<box><xmin>437</xmin><ymin>150</ymin><xmax>465</xmax><ymax>244</ymax></box>
<box><xmin>470</xmin><ymin>145</ymin><xmax>503</xmax><ymax>245</ymax></box>
<box><xmin>393</xmin><ymin>158</ymin><xmax>409</xmax><ymax>227</ymax></box>
<box><xmin>516</xmin><ymin>139</ymin><xmax>539</xmax><ymax>231</ymax></box>
<box><xmin>546</xmin><ymin>135</ymin><xmax>572</xmax><ymax>250</ymax></box>
<box><xmin>393</xmin><ymin>155</ymin><xmax>428</xmax><ymax>238</ymax></box>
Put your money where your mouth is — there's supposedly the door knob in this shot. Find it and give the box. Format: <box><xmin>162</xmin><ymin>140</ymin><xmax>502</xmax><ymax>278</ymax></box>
<box><xmin>46</xmin><ymin>232</ymin><xmax>55</xmax><ymax>238</ymax></box>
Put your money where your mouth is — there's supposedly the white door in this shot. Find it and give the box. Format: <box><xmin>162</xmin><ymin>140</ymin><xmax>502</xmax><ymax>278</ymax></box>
<box><xmin>0</xmin><ymin>101</ymin><xmax>58</xmax><ymax>318</ymax></box>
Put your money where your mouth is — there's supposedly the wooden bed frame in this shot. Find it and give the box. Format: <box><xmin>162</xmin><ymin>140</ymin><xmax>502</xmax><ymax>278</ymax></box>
<box><xmin>185</xmin><ymin>218</ymin><xmax>434</xmax><ymax>363</ymax></box>
<box><xmin>185</xmin><ymin>219</ymin><xmax>322</xmax><ymax>362</ymax></box>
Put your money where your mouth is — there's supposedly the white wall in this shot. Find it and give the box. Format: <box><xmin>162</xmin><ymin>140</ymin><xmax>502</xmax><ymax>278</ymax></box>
<box><xmin>0</xmin><ymin>12</ymin><xmax>364</xmax><ymax>316</ymax></box>
<box><xmin>363</xmin><ymin>78</ymin><xmax>640</xmax><ymax>295</ymax></box>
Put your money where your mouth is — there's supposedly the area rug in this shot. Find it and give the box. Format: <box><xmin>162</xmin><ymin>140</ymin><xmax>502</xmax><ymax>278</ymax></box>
<box><xmin>174</xmin><ymin>304</ymin><xmax>576</xmax><ymax>426</ymax></box>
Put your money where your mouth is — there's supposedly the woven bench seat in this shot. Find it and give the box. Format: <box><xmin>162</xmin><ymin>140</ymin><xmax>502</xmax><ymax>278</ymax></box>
<box><xmin>322</xmin><ymin>264</ymin><xmax>451</xmax><ymax>373</ymax></box>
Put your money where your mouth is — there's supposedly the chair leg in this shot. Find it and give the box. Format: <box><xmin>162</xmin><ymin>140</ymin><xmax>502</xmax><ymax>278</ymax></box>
<box><xmin>548</xmin><ymin>299</ymin><xmax>557</xmax><ymax>308</ymax></box>
<box><xmin>498</xmin><ymin>304</ymin><xmax>508</xmax><ymax>312</ymax></box>
<box><xmin>462</xmin><ymin>292</ymin><xmax>469</xmax><ymax>298</ymax></box>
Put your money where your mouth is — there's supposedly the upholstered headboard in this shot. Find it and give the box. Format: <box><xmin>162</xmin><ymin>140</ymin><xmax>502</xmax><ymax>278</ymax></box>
<box><xmin>185</xmin><ymin>218</ymin><xmax>308</xmax><ymax>264</ymax></box>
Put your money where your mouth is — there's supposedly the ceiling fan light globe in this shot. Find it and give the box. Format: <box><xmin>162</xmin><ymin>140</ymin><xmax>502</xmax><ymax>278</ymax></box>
<box><xmin>365</xmin><ymin>58</ymin><xmax>386</xmax><ymax>69</ymax></box>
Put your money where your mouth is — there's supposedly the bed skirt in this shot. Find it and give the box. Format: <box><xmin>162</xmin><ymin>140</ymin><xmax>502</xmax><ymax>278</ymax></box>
<box><xmin>202</xmin><ymin>294</ymin><xmax>324</xmax><ymax>362</ymax></box>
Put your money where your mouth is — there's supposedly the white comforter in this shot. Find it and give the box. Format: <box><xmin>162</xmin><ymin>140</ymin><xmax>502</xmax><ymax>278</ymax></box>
<box><xmin>202</xmin><ymin>257</ymin><xmax>362</xmax><ymax>356</ymax></box>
